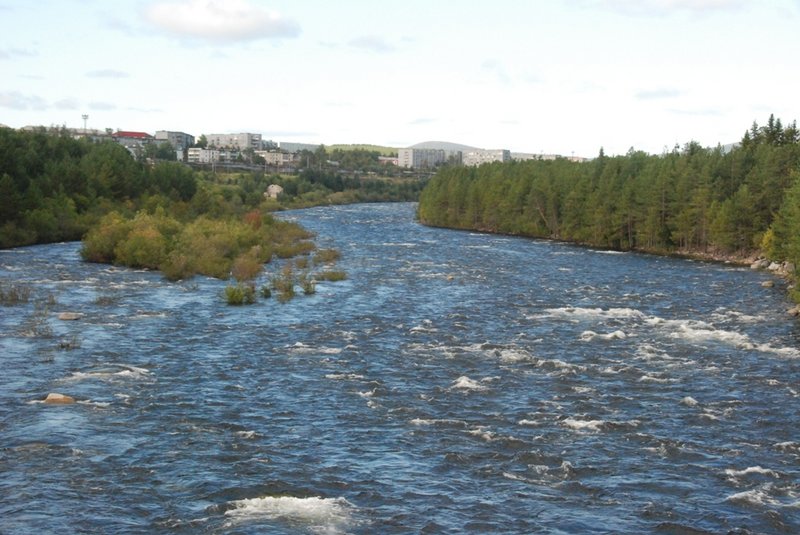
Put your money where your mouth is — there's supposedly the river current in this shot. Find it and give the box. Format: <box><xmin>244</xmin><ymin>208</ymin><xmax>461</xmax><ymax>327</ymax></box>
<box><xmin>1</xmin><ymin>202</ymin><xmax>799</xmax><ymax>534</ymax></box>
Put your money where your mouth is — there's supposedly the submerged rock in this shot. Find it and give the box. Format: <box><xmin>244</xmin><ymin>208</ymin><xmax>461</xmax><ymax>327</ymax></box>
<box><xmin>44</xmin><ymin>393</ymin><xmax>75</xmax><ymax>404</ymax></box>
<box><xmin>788</xmin><ymin>306</ymin><xmax>800</xmax><ymax>317</ymax></box>
<box><xmin>57</xmin><ymin>312</ymin><xmax>83</xmax><ymax>321</ymax></box>
<box><xmin>761</xmin><ymin>280</ymin><xmax>775</xmax><ymax>288</ymax></box>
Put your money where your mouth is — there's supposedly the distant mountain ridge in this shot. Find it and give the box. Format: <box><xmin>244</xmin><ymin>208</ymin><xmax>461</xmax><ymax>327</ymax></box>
<box><xmin>409</xmin><ymin>141</ymin><xmax>479</xmax><ymax>152</ymax></box>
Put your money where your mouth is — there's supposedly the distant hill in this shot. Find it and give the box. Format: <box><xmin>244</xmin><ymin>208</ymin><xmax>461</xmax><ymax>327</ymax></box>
<box><xmin>328</xmin><ymin>144</ymin><xmax>398</xmax><ymax>156</ymax></box>
<box><xmin>409</xmin><ymin>141</ymin><xmax>479</xmax><ymax>152</ymax></box>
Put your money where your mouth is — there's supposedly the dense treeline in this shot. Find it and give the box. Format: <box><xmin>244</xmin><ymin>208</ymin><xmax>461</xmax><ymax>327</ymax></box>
<box><xmin>0</xmin><ymin>127</ymin><xmax>424</xmax><ymax>250</ymax></box>
<box><xmin>419</xmin><ymin>116</ymin><xmax>800</xmax><ymax>282</ymax></box>
<box><xmin>296</xmin><ymin>146</ymin><xmax>397</xmax><ymax>174</ymax></box>
<box><xmin>0</xmin><ymin>127</ymin><xmax>196</xmax><ymax>248</ymax></box>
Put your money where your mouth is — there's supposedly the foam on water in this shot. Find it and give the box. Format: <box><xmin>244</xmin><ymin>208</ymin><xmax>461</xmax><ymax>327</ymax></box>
<box><xmin>562</xmin><ymin>417</ymin><xmax>606</xmax><ymax>432</ymax></box>
<box><xmin>580</xmin><ymin>330</ymin><xmax>627</xmax><ymax>341</ymax></box>
<box><xmin>62</xmin><ymin>365</ymin><xmax>152</xmax><ymax>382</ymax></box>
<box><xmin>450</xmin><ymin>376</ymin><xmax>488</xmax><ymax>391</ymax></box>
<box><xmin>540</xmin><ymin>305</ymin><xmax>800</xmax><ymax>357</ymax></box>
<box><xmin>324</xmin><ymin>373</ymin><xmax>366</xmax><ymax>381</ymax></box>
<box><xmin>638</xmin><ymin>374</ymin><xmax>673</xmax><ymax>383</ymax></box>
<box><xmin>289</xmin><ymin>343</ymin><xmax>343</xmax><ymax>355</ymax></box>
<box><xmin>537</xmin><ymin>307</ymin><xmax>644</xmax><ymax>321</ymax></box>
<box><xmin>225</xmin><ymin>495</ymin><xmax>355</xmax><ymax>531</ymax></box>
<box><xmin>680</xmin><ymin>396</ymin><xmax>699</xmax><ymax>407</ymax></box>
<box><xmin>497</xmin><ymin>348</ymin><xmax>536</xmax><ymax>363</ymax></box>
<box><xmin>725</xmin><ymin>485</ymin><xmax>800</xmax><ymax>508</ymax></box>
<box><xmin>410</xmin><ymin>418</ymin><xmax>468</xmax><ymax>428</ymax></box>
<box><xmin>724</xmin><ymin>466</ymin><xmax>781</xmax><ymax>479</ymax></box>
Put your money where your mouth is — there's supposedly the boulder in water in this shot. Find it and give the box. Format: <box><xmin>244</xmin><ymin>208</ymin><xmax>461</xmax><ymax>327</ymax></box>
<box><xmin>761</xmin><ymin>280</ymin><xmax>775</xmax><ymax>288</ymax></box>
<box><xmin>57</xmin><ymin>312</ymin><xmax>83</xmax><ymax>321</ymax></box>
<box><xmin>44</xmin><ymin>393</ymin><xmax>75</xmax><ymax>404</ymax></box>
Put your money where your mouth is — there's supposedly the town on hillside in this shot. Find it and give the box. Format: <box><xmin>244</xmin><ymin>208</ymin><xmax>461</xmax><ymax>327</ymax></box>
<box><xmin>9</xmin><ymin>122</ymin><xmax>587</xmax><ymax>172</ymax></box>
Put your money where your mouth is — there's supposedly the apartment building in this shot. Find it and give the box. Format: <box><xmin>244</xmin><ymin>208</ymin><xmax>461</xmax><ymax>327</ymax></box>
<box><xmin>255</xmin><ymin>150</ymin><xmax>296</xmax><ymax>166</ymax></box>
<box><xmin>112</xmin><ymin>131</ymin><xmax>154</xmax><ymax>147</ymax></box>
<box><xmin>398</xmin><ymin>148</ymin><xmax>447</xmax><ymax>169</ymax></box>
<box><xmin>155</xmin><ymin>130</ymin><xmax>195</xmax><ymax>151</ymax></box>
<box><xmin>206</xmin><ymin>132</ymin><xmax>262</xmax><ymax>150</ymax></box>
<box><xmin>187</xmin><ymin>147</ymin><xmax>220</xmax><ymax>164</ymax></box>
<box><xmin>462</xmin><ymin>149</ymin><xmax>511</xmax><ymax>167</ymax></box>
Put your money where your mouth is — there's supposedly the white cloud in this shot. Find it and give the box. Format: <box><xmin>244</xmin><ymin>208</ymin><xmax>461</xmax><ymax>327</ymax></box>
<box><xmin>0</xmin><ymin>47</ymin><xmax>36</xmax><ymax>60</ymax></box>
<box><xmin>144</xmin><ymin>0</ymin><xmax>300</xmax><ymax>43</ymax></box>
<box><xmin>54</xmin><ymin>98</ymin><xmax>80</xmax><ymax>110</ymax></box>
<box><xmin>89</xmin><ymin>101</ymin><xmax>117</xmax><ymax>111</ymax></box>
<box><xmin>348</xmin><ymin>35</ymin><xmax>395</xmax><ymax>53</ymax></box>
<box><xmin>126</xmin><ymin>106</ymin><xmax>164</xmax><ymax>113</ymax></box>
<box><xmin>577</xmin><ymin>0</ymin><xmax>743</xmax><ymax>15</ymax></box>
<box><xmin>635</xmin><ymin>88</ymin><xmax>682</xmax><ymax>99</ymax></box>
<box><xmin>481</xmin><ymin>59</ymin><xmax>511</xmax><ymax>84</ymax></box>
<box><xmin>86</xmin><ymin>69</ymin><xmax>130</xmax><ymax>79</ymax></box>
<box><xmin>0</xmin><ymin>91</ymin><xmax>47</xmax><ymax>110</ymax></box>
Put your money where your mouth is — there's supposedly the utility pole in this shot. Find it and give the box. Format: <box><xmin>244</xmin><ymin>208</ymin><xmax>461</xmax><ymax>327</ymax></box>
<box><xmin>81</xmin><ymin>114</ymin><xmax>89</xmax><ymax>135</ymax></box>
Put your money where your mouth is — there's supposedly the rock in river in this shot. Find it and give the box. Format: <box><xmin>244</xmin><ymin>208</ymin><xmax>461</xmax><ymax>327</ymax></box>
<box><xmin>44</xmin><ymin>393</ymin><xmax>75</xmax><ymax>404</ymax></box>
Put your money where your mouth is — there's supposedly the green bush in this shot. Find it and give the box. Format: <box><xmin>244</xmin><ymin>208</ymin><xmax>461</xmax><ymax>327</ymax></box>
<box><xmin>275</xmin><ymin>240</ymin><xmax>315</xmax><ymax>259</ymax></box>
<box><xmin>113</xmin><ymin>225</ymin><xmax>168</xmax><ymax>269</ymax></box>
<box><xmin>271</xmin><ymin>265</ymin><xmax>296</xmax><ymax>303</ymax></box>
<box><xmin>313</xmin><ymin>248</ymin><xmax>341</xmax><ymax>265</ymax></box>
<box><xmin>231</xmin><ymin>246</ymin><xmax>266</xmax><ymax>282</ymax></box>
<box><xmin>316</xmin><ymin>270</ymin><xmax>347</xmax><ymax>282</ymax></box>
<box><xmin>81</xmin><ymin>211</ymin><xmax>133</xmax><ymax>263</ymax></box>
<box><xmin>224</xmin><ymin>284</ymin><xmax>256</xmax><ymax>305</ymax></box>
<box><xmin>160</xmin><ymin>252</ymin><xmax>195</xmax><ymax>281</ymax></box>
<box><xmin>0</xmin><ymin>282</ymin><xmax>32</xmax><ymax>305</ymax></box>
<box><xmin>300</xmin><ymin>274</ymin><xmax>316</xmax><ymax>295</ymax></box>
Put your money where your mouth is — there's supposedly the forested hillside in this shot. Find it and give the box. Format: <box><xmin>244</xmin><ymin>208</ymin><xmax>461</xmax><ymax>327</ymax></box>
<box><xmin>0</xmin><ymin>127</ymin><xmax>423</xmax><ymax>250</ymax></box>
<box><xmin>419</xmin><ymin>116</ymin><xmax>800</xmax><ymax>282</ymax></box>
<box><xmin>0</xmin><ymin>127</ymin><xmax>196</xmax><ymax>248</ymax></box>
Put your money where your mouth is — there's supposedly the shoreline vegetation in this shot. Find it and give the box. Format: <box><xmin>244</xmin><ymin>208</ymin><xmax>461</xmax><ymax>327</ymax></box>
<box><xmin>0</xmin><ymin>127</ymin><xmax>425</xmax><ymax>303</ymax></box>
<box><xmin>418</xmin><ymin>116</ymin><xmax>800</xmax><ymax>304</ymax></box>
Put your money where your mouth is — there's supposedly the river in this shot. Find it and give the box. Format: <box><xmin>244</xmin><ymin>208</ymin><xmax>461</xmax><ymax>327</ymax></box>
<box><xmin>1</xmin><ymin>202</ymin><xmax>799</xmax><ymax>534</ymax></box>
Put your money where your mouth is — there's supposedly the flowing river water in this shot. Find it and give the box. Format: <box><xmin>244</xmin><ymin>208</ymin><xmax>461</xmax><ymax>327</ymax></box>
<box><xmin>1</xmin><ymin>202</ymin><xmax>799</xmax><ymax>534</ymax></box>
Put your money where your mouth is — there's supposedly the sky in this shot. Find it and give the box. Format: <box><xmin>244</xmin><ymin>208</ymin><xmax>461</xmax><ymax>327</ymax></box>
<box><xmin>1</xmin><ymin>0</ymin><xmax>799</xmax><ymax>157</ymax></box>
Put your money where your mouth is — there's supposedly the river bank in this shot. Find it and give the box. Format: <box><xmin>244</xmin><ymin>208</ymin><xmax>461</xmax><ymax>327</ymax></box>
<box><xmin>418</xmin><ymin>216</ymin><xmax>800</xmax><ymax>310</ymax></box>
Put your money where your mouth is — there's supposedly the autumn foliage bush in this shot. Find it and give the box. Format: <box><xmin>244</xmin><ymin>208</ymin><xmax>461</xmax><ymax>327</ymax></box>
<box><xmin>81</xmin><ymin>209</ymin><xmax>309</xmax><ymax>284</ymax></box>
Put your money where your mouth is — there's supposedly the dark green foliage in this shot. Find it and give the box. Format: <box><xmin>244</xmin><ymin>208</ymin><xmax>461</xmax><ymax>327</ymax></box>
<box><xmin>224</xmin><ymin>284</ymin><xmax>256</xmax><ymax>305</ymax></box>
<box><xmin>419</xmin><ymin>118</ymin><xmax>800</xmax><ymax>261</ymax></box>
<box><xmin>0</xmin><ymin>128</ymin><xmax>199</xmax><ymax>248</ymax></box>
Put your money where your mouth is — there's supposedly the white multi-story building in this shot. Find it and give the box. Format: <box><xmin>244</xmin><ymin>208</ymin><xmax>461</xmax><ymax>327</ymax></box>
<box><xmin>398</xmin><ymin>148</ymin><xmax>447</xmax><ymax>169</ymax></box>
<box><xmin>206</xmin><ymin>133</ymin><xmax>262</xmax><ymax>150</ymax></box>
<box><xmin>255</xmin><ymin>150</ymin><xmax>296</xmax><ymax>166</ymax></box>
<box><xmin>187</xmin><ymin>147</ymin><xmax>220</xmax><ymax>164</ymax></box>
<box><xmin>155</xmin><ymin>130</ymin><xmax>195</xmax><ymax>151</ymax></box>
<box><xmin>462</xmin><ymin>149</ymin><xmax>511</xmax><ymax>167</ymax></box>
